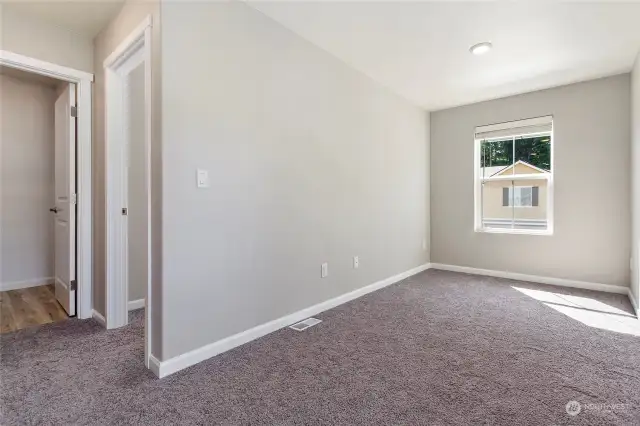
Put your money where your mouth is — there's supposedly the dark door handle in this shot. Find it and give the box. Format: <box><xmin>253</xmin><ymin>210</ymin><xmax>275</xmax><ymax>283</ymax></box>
<box><xmin>49</xmin><ymin>207</ymin><xmax>58</xmax><ymax>213</ymax></box>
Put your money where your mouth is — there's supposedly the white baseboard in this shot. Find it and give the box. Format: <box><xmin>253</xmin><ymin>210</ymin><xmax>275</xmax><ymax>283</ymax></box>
<box><xmin>430</xmin><ymin>263</ymin><xmax>629</xmax><ymax>295</ymax></box>
<box><xmin>0</xmin><ymin>277</ymin><xmax>54</xmax><ymax>292</ymax></box>
<box><xmin>148</xmin><ymin>354</ymin><xmax>162</xmax><ymax>377</ymax></box>
<box><xmin>152</xmin><ymin>262</ymin><xmax>431</xmax><ymax>378</ymax></box>
<box><xmin>628</xmin><ymin>289</ymin><xmax>639</xmax><ymax>318</ymax></box>
<box><xmin>92</xmin><ymin>310</ymin><xmax>106</xmax><ymax>327</ymax></box>
<box><xmin>128</xmin><ymin>299</ymin><xmax>145</xmax><ymax>311</ymax></box>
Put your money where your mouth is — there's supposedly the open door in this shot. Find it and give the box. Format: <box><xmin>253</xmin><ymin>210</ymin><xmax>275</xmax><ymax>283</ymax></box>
<box><xmin>52</xmin><ymin>84</ymin><xmax>76</xmax><ymax>316</ymax></box>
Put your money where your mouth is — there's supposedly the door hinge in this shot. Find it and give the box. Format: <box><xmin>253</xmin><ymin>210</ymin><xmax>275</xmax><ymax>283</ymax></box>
<box><xmin>122</xmin><ymin>207</ymin><xmax>128</xmax><ymax>216</ymax></box>
<box><xmin>71</xmin><ymin>193</ymin><xmax>77</xmax><ymax>205</ymax></box>
<box><xmin>70</xmin><ymin>280</ymin><xmax>77</xmax><ymax>291</ymax></box>
<box><xmin>70</xmin><ymin>106</ymin><xmax>78</xmax><ymax>117</ymax></box>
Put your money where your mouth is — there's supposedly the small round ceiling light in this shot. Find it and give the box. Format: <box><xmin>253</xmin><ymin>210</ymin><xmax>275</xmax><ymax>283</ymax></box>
<box><xmin>470</xmin><ymin>42</ymin><xmax>493</xmax><ymax>55</ymax></box>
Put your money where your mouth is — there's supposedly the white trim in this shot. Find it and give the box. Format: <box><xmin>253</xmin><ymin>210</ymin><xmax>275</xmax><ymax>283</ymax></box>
<box><xmin>103</xmin><ymin>16</ymin><xmax>152</xmax><ymax>69</ymax></box>
<box><xmin>0</xmin><ymin>277</ymin><xmax>54</xmax><ymax>292</ymax></box>
<box><xmin>104</xmin><ymin>16</ymin><xmax>154</xmax><ymax>373</ymax></box>
<box><xmin>148</xmin><ymin>354</ymin><xmax>162</xmax><ymax>378</ymax></box>
<box><xmin>475</xmin><ymin>227</ymin><xmax>553</xmax><ymax>236</ymax></box>
<box><xmin>628</xmin><ymin>289</ymin><xmax>639</xmax><ymax>318</ymax></box>
<box><xmin>151</xmin><ymin>263</ymin><xmax>431</xmax><ymax>378</ymax></box>
<box><xmin>128</xmin><ymin>299</ymin><xmax>146</xmax><ymax>311</ymax></box>
<box><xmin>0</xmin><ymin>50</ymin><xmax>94</xmax><ymax>320</ymax></box>
<box><xmin>482</xmin><ymin>173</ymin><xmax>550</xmax><ymax>183</ymax></box>
<box><xmin>92</xmin><ymin>310</ymin><xmax>106</xmax><ymax>327</ymax></box>
<box><xmin>475</xmin><ymin>115</ymin><xmax>553</xmax><ymax>138</ymax></box>
<box><xmin>430</xmin><ymin>263</ymin><xmax>629</xmax><ymax>295</ymax></box>
<box><xmin>0</xmin><ymin>50</ymin><xmax>93</xmax><ymax>82</ymax></box>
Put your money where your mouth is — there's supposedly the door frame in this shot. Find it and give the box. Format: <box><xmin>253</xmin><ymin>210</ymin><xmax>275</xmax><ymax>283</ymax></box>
<box><xmin>0</xmin><ymin>50</ymin><xmax>94</xmax><ymax>320</ymax></box>
<box><xmin>103</xmin><ymin>16</ymin><xmax>153</xmax><ymax>367</ymax></box>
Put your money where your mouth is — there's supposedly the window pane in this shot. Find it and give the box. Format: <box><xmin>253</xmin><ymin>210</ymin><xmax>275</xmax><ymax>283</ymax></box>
<box><xmin>482</xmin><ymin>180</ymin><xmax>547</xmax><ymax>231</ymax></box>
<box><xmin>515</xmin><ymin>186</ymin><xmax>532</xmax><ymax>207</ymax></box>
<box><xmin>514</xmin><ymin>134</ymin><xmax>551</xmax><ymax>173</ymax></box>
<box><xmin>480</xmin><ymin>138</ymin><xmax>513</xmax><ymax>178</ymax></box>
<box><xmin>481</xmin><ymin>180</ymin><xmax>513</xmax><ymax>229</ymax></box>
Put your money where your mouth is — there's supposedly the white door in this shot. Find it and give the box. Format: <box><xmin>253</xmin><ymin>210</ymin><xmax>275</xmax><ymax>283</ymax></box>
<box><xmin>53</xmin><ymin>84</ymin><xmax>76</xmax><ymax>316</ymax></box>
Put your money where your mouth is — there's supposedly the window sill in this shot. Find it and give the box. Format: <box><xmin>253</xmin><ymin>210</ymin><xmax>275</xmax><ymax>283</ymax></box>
<box><xmin>475</xmin><ymin>227</ymin><xmax>553</xmax><ymax>236</ymax></box>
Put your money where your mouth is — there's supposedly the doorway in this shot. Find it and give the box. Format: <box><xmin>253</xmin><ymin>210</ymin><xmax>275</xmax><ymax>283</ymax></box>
<box><xmin>0</xmin><ymin>56</ymin><xmax>92</xmax><ymax>332</ymax></box>
<box><xmin>104</xmin><ymin>16</ymin><xmax>152</xmax><ymax>368</ymax></box>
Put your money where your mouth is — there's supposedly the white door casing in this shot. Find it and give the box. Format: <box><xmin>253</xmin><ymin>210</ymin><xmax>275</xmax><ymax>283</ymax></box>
<box><xmin>53</xmin><ymin>84</ymin><xmax>76</xmax><ymax>316</ymax></box>
<box><xmin>0</xmin><ymin>50</ymin><xmax>93</xmax><ymax>320</ymax></box>
<box><xmin>104</xmin><ymin>16</ymin><xmax>153</xmax><ymax>370</ymax></box>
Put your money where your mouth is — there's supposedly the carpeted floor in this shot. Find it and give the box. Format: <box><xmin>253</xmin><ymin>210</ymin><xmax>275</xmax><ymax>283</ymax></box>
<box><xmin>1</xmin><ymin>269</ymin><xmax>639</xmax><ymax>425</ymax></box>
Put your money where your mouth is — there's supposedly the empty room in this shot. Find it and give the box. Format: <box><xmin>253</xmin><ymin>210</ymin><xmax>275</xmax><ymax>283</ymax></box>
<box><xmin>0</xmin><ymin>1</ymin><xmax>639</xmax><ymax>424</ymax></box>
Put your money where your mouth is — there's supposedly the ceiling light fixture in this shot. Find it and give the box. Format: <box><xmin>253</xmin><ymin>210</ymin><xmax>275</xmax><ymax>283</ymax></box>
<box><xmin>470</xmin><ymin>42</ymin><xmax>493</xmax><ymax>55</ymax></box>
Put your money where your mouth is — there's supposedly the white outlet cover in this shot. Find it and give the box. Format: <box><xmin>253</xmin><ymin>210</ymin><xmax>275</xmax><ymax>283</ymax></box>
<box><xmin>353</xmin><ymin>256</ymin><xmax>359</xmax><ymax>268</ymax></box>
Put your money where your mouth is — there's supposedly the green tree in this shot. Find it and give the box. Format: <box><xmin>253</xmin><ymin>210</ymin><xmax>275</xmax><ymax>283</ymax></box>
<box><xmin>481</xmin><ymin>135</ymin><xmax>550</xmax><ymax>171</ymax></box>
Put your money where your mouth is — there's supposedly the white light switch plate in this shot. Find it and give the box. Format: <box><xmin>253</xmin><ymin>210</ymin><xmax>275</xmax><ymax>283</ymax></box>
<box><xmin>321</xmin><ymin>262</ymin><xmax>328</xmax><ymax>278</ymax></box>
<box><xmin>197</xmin><ymin>169</ymin><xmax>209</xmax><ymax>188</ymax></box>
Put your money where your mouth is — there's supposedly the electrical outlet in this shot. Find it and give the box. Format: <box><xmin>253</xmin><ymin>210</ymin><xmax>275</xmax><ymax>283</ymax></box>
<box><xmin>321</xmin><ymin>262</ymin><xmax>328</xmax><ymax>278</ymax></box>
<box><xmin>422</xmin><ymin>238</ymin><xmax>427</xmax><ymax>251</ymax></box>
<box><xmin>353</xmin><ymin>256</ymin><xmax>359</xmax><ymax>269</ymax></box>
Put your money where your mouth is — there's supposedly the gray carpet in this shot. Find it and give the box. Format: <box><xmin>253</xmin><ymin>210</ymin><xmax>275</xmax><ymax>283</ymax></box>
<box><xmin>1</xmin><ymin>269</ymin><xmax>639</xmax><ymax>425</ymax></box>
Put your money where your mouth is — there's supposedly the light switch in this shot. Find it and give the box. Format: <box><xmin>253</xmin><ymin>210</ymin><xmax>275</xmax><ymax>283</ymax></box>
<box><xmin>197</xmin><ymin>169</ymin><xmax>209</xmax><ymax>188</ymax></box>
<box><xmin>321</xmin><ymin>262</ymin><xmax>328</xmax><ymax>278</ymax></box>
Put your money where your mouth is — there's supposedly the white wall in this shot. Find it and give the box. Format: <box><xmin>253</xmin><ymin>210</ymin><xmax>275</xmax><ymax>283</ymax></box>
<box><xmin>431</xmin><ymin>75</ymin><xmax>631</xmax><ymax>288</ymax></box>
<box><xmin>0</xmin><ymin>5</ymin><xmax>93</xmax><ymax>73</ymax></box>
<box><xmin>0</xmin><ymin>74</ymin><xmax>57</xmax><ymax>289</ymax></box>
<box><xmin>631</xmin><ymin>53</ymin><xmax>640</xmax><ymax>307</ymax></box>
<box><xmin>160</xmin><ymin>1</ymin><xmax>429</xmax><ymax>360</ymax></box>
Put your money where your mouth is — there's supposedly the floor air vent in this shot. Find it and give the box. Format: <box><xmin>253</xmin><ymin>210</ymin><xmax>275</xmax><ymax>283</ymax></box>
<box><xmin>289</xmin><ymin>317</ymin><xmax>322</xmax><ymax>331</ymax></box>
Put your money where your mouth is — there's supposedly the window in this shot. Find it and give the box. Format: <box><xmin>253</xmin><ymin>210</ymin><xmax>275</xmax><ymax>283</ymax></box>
<box><xmin>474</xmin><ymin>116</ymin><xmax>553</xmax><ymax>234</ymax></box>
<box><xmin>505</xmin><ymin>186</ymin><xmax>538</xmax><ymax>207</ymax></box>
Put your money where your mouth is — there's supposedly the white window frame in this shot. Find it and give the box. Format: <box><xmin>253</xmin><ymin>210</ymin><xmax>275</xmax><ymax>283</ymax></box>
<box><xmin>474</xmin><ymin>123</ymin><xmax>554</xmax><ymax>236</ymax></box>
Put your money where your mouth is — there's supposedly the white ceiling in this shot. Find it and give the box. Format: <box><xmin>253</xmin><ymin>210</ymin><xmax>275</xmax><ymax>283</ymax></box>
<box><xmin>248</xmin><ymin>1</ymin><xmax>640</xmax><ymax>111</ymax></box>
<box><xmin>4</xmin><ymin>0</ymin><xmax>124</xmax><ymax>37</ymax></box>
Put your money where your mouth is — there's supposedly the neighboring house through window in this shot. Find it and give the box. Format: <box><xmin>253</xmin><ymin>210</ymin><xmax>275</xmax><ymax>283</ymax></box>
<box><xmin>474</xmin><ymin>116</ymin><xmax>553</xmax><ymax>234</ymax></box>
<box><xmin>504</xmin><ymin>185</ymin><xmax>538</xmax><ymax>207</ymax></box>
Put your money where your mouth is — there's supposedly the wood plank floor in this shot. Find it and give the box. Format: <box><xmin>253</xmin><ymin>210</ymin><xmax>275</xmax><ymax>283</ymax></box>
<box><xmin>0</xmin><ymin>284</ymin><xmax>68</xmax><ymax>334</ymax></box>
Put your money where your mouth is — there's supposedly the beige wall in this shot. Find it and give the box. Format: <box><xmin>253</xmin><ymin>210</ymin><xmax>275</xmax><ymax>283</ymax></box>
<box><xmin>0</xmin><ymin>74</ymin><xmax>56</xmax><ymax>287</ymax></box>
<box><xmin>632</xmin><ymin>52</ymin><xmax>640</xmax><ymax>304</ymax></box>
<box><xmin>432</xmin><ymin>75</ymin><xmax>631</xmax><ymax>287</ymax></box>
<box><xmin>93</xmin><ymin>0</ymin><xmax>162</xmax><ymax>355</ymax></box>
<box><xmin>127</xmin><ymin>63</ymin><xmax>147</xmax><ymax>303</ymax></box>
<box><xmin>160</xmin><ymin>1</ymin><xmax>429</xmax><ymax>360</ymax></box>
<box><xmin>483</xmin><ymin>180</ymin><xmax>548</xmax><ymax>221</ymax></box>
<box><xmin>0</xmin><ymin>5</ymin><xmax>93</xmax><ymax>73</ymax></box>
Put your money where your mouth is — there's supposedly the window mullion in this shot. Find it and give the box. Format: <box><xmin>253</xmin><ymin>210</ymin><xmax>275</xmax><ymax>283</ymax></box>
<box><xmin>512</xmin><ymin>135</ymin><xmax>515</xmax><ymax>175</ymax></box>
<box><xmin>511</xmin><ymin>180</ymin><xmax>515</xmax><ymax>228</ymax></box>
